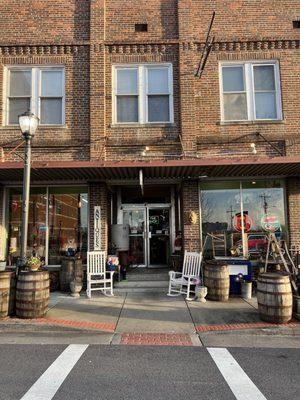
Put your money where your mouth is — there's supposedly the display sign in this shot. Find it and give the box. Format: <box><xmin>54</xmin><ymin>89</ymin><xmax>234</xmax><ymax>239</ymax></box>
<box><xmin>233</xmin><ymin>212</ymin><xmax>252</xmax><ymax>232</ymax></box>
<box><xmin>261</xmin><ymin>214</ymin><xmax>281</xmax><ymax>232</ymax></box>
<box><xmin>94</xmin><ymin>206</ymin><xmax>101</xmax><ymax>250</ymax></box>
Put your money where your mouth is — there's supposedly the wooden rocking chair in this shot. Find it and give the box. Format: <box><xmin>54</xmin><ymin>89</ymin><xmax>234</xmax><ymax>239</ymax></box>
<box><xmin>167</xmin><ymin>251</ymin><xmax>202</xmax><ymax>301</ymax></box>
<box><xmin>86</xmin><ymin>251</ymin><xmax>114</xmax><ymax>298</ymax></box>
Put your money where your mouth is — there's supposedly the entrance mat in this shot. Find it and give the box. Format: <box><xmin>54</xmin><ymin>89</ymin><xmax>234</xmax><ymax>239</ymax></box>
<box><xmin>196</xmin><ymin>321</ymin><xmax>300</xmax><ymax>332</ymax></box>
<box><xmin>1</xmin><ymin>317</ymin><xmax>116</xmax><ymax>332</ymax></box>
<box><xmin>120</xmin><ymin>333</ymin><xmax>193</xmax><ymax>346</ymax></box>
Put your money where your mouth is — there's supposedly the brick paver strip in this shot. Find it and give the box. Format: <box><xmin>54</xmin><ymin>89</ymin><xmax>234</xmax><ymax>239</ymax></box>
<box><xmin>196</xmin><ymin>321</ymin><xmax>300</xmax><ymax>332</ymax></box>
<box><xmin>120</xmin><ymin>333</ymin><xmax>193</xmax><ymax>346</ymax></box>
<box><xmin>1</xmin><ymin>317</ymin><xmax>116</xmax><ymax>332</ymax></box>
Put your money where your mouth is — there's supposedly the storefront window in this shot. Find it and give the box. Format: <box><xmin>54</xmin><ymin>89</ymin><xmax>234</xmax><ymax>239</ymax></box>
<box><xmin>7</xmin><ymin>186</ymin><xmax>88</xmax><ymax>265</ymax></box>
<box><xmin>200</xmin><ymin>182</ymin><xmax>242</xmax><ymax>257</ymax></box>
<box><xmin>200</xmin><ymin>180</ymin><xmax>286</xmax><ymax>258</ymax></box>
<box><xmin>48</xmin><ymin>187</ymin><xmax>88</xmax><ymax>265</ymax></box>
<box><xmin>8</xmin><ymin>188</ymin><xmax>47</xmax><ymax>264</ymax></box>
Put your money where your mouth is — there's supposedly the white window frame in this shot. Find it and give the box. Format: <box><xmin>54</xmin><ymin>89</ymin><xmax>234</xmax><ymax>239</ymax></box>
<box><xmin>4</xmin><ymin>65</ymin><xmax>65</xmax><ymax>126</ymax></box>
<box><xmin>112</xmin><ymin>63</ymin><xmax>174</xmax><ymax>125</ymax></box>
<box><xmin>219</xmin><ymin>60</ymin><xmax>282</xmax><ymax>122</ymax></box>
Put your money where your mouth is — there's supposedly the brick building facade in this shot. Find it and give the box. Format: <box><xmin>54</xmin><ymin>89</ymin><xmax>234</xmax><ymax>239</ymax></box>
<box><xmin>0</xmin><ymin>1</ymin><xmax>300</xmax><ymax>268</ymax></box>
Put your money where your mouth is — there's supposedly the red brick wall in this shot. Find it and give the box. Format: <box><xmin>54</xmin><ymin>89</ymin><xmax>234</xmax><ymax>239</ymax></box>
<box><xmin>287</xmin><ymin>178</ymin><xmax>300</xmax><ymax>248</ymax></box>
<box><xmin>0</xmin><ymin>0</ymin><xmax>90</xmax><ymax>45</ymax></box>
<box><xmin>182</xmin><ymin>181</ymin><xmax>201</xmax><ymax>252</ymax></box>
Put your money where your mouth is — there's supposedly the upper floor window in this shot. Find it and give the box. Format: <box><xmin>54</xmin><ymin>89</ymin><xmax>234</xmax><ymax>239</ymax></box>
<box><xmin>5</xmin><ymin>66</ymin><xmax>65</xmax><ymax>126</ymax></box>
<box><xmin>113</xmin><ymin>64</ymin><xmax>173</xmax><ymax>124</ymax></box>
<box><xmin>220</xmin><ymin>61</ymin><xmax>282</xmax><ymax>122</ymax></box>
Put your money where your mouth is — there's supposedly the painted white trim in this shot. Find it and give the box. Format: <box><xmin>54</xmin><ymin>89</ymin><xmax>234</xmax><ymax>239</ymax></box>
<box><xmin>219</xmin><ymin>60</ymin><xmax>282</xmax><ymax>123</ymax></box>
<box><xmin>4</xmin><ymin>65</ymin><xmax>65</xmax><ymax>126</ymax></box>
<box><xmin>208</xmin><ymin>348</ymin><xmax>267</xmax><ymax>400</ymax></box>
<box><xmin>20</xmin><ymin>344</ymin><xmax>88</xmax><ymax>400</ymax></box>
<box><xmin>112</xmin><ymin>63</ymin><xmax>174</xmax><ymax>125</ymax></box>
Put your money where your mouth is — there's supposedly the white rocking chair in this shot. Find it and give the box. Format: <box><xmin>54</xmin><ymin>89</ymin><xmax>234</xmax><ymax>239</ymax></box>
<box><xmin>86</xmin><ymin>251</ymin><xmax>114</xmax><ymax>298</ymax></box>
<box><xmin>167</xmin><ymin>251</ymin><xmax>202</xmax><ymax>301</ymax></box>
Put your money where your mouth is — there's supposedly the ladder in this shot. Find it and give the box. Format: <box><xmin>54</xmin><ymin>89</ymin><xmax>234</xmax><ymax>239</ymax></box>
<box><xmin>264</xmin><ymin>233</ymin><xmax>299</xmax><ymax>295</ymax></box>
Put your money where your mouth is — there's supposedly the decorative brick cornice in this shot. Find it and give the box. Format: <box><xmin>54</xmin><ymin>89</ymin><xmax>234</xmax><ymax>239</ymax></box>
<box><xmin>193</xmin><ymin>39</ymin><xmax>300</xmax><ymax>52</ymax></box>
<box><xmin>0</xmin><ymin>45</ymin><xmax>86</xmax><ymax>56</ymax></box>
<box><xmin>106</xmin><ymin>43</ymin><xmax>175</xmax><ymax>55</ymax></box>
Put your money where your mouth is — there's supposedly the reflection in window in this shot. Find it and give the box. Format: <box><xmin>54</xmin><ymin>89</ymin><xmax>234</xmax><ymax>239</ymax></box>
<box><xmin>200</xmin><ymin>180</ymin><xmax>286</xmax><ymax>258</ymax></box>
<box><xmin>48</xmin><ymin>190</ymin><xmax>88</xmax><ymax>265</ymax></box>
<box><xmin>8</xmin><ymin>189</ymin><xmax>47</xmax><ymax>264</ymax></box>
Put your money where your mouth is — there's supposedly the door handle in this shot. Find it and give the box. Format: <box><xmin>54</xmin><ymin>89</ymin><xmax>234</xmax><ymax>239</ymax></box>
<box><xmin>148</xmin><ymin>232</ymin><xmax>152</xmax><ymax>239</ymax></box>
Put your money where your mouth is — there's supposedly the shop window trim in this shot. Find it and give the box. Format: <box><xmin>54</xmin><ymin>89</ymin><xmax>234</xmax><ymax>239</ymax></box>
<box><xmin>4</xmin><ymin>65</ymin><xmax>65</xmax><ymax>126</ymax></box>
<box><xmin>112</xmin><ymin>63</ymin><xmax>174</xmax><ymax>125</ymax></box>
<box><xmin>219</xmin><ymin>61</ymin><xmax>282</xmax><ymax>122</ymax></box>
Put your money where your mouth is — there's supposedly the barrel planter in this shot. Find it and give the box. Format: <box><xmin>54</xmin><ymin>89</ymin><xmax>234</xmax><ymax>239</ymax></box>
<box><xmin>257</xmin><ymin>273</ymin><xmax>292</xmax><ymax>324</ymax></box>
<box><xmin>204</xmin><ymin>263</ymin><xmax>230</xmax><ymax>301</ymax></box>
<box><xmin>16</xmin><ymin>271</ymin><xmax>50</xmax><ymax>319</ymax></box>
<box><xmin>60</xmin><ymin>257</ymin><xmax>83</xmax><ymax>292</ymax></box>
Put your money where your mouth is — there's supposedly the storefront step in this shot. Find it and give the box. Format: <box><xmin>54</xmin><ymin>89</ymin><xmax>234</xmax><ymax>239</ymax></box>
<box><xmin>127</xmin><ymin>273</ymin><xmax>169</xmax><ymax>282</ymax></box>
<box><xmin>115</xmin><ymin>280</ymin><xmax>169</xmax><ymax>289</ymax></box>
<box><xmin>114</xmin><ymin>287</ymin><xmax>169</xmax><ymax>294</ymax></box>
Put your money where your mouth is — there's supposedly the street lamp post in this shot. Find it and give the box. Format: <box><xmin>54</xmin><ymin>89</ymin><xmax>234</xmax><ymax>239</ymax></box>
<box><xmin>17</xmin><ymin>111</ymin><xmax>39</xmax><ymax>273</ymax></box>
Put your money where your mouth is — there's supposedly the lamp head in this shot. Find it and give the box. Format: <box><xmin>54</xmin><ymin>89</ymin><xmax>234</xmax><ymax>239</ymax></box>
<box><xmin>18</xmin><ymin>111</ymin><xmax>39</xmax><ymax>139</ymax></box>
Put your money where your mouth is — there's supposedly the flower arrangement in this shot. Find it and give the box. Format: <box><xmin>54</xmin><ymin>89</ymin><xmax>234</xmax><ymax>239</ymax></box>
<box><xmin>107</xmin><ymin>255</ymin><xmax>119</xmax><ymax>271</ymax></box>
<box><xmin>26</xmin><ymin>256</ymin><xmax>42</xmax><ymax>271</ymax></box>
<box><xmin>191</xmin><ymin>277</ymin><xmax>201</xmax><ymax>286</ymax></box>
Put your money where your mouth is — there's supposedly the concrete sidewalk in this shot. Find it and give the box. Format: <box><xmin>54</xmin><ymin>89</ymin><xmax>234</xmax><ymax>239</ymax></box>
<box><xmin>1</xmin><ymin>292</ymin><xmax>300</xmax><ymax>346</ymax></box>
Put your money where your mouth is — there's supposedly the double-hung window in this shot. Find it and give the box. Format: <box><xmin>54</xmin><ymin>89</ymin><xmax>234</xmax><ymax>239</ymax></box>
<box><xmin>5</xmin><ymin>66</ymin><xmax>65</xmax><ymax>125</ymax></box>
<box><xmin>220</xmin><ymin>61</ymin><xmax>282</xmax><ymax>122</ymax></box>
<box><xmin>113</xmin><ymin>64</ymin><xmax>173</xmax><ymax>124</ymax></box>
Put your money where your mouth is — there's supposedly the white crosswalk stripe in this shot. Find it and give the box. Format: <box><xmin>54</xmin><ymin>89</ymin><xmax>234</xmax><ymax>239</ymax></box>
<box><xmin>20</xmin><ymin>344</ymin><xmax>88</xmax><ymax>400</ymax></box>
<box><xmin>208</xmin><ymin>347</ymin><xmax>267</xmax><ymax>400</ymax></box>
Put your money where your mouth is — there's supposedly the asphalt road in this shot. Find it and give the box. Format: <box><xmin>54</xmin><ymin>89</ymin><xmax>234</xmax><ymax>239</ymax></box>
<box><xmin>0</xmin><ymin>345</ymin><xmax>299</xmax><ymax>400</ymax></box>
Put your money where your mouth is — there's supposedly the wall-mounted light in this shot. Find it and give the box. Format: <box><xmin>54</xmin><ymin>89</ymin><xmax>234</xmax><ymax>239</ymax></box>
<box><xmin>141</xmin><ymin>146</ymin><xmax>150</xmax><ymax>156</ymax></box>
<box><xmin>250</xmin><ymin>142</ymin><xmax>257</xmax><ymax>154</ymax></box>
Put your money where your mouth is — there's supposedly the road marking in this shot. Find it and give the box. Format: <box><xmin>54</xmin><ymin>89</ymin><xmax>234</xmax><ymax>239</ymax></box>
<box><xmin>20</xmin><ymin>344</ymin><xmax>88</xmax><ymax>400</ymax></box>
<box><xmin>208</xmin><ymin>347</ymin><xmax>267</xmax><ymax>400</ymax></box>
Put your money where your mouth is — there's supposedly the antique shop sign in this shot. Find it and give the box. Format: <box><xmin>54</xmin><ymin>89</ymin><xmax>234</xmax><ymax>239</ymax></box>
<box><xmin>94</xmin><ymin>206</ymin><xmax>101</xmax><ymax>250</ymax></box>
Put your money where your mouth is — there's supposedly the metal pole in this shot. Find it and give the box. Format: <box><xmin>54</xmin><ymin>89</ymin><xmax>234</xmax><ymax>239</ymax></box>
<box><xmin>19</xmin><ymin>135</ymin><xmax>32</xmax><ymax>272</ymax></box>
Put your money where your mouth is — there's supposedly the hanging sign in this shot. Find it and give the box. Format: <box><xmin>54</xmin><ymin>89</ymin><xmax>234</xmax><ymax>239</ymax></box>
<box><xmin>233</xmin><ymin>212</ymin><xmax>252</xmax><ymax>232</ymax></box>
<box><xmin>261</xmin><ymin>214</ymin><xmax>281</xmax><ymax>232</ymax></box>
<box><xmin>94</xmin><ymin>206</ymin><xmax>101</xmax><ymax>250</ymax></box>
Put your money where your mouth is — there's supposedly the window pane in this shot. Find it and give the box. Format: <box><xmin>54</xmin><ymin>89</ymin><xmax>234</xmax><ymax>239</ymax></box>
<box><xmin>254</xmin><ymin>66</ymin><xmax>275</xmax><ymax>90</ymax></box>
<box><xmin>9</xmin><ymin>98</ymin><xmax>30</xmax><ymax>124</ymax></box>
<box><xmin>148</xmin><ymin>95</ymin><xmax>170</xmax><ymax>122</ymax></box>
<box><xmin>117</xmin><ymin>69</ymin><xmax>138</xmax><ymax>94</ymax></box>
<box><xmin>255</xmin><ymin>92</ymin><xmax>277</xmax><ymax>119</ymax></box>
<box><xmin>148</xmin><ymin>68</ymin><xmax>169</xmax><ymax>94</ymax></box>
<box><xmin>41</xmin><ymin>70</ymin><xmax>63</xmax><ymax>96</ymax></box>
<box><xmin>9</xmin><ymin>70</ymin><xmax>31</xmax><ymax>96</ymax></box>
<box><xmin>117</xmin><ymin>96</ymin><xmax>138</xmax><ymax>122</ymax></box>
<box><xmin>41</xmin><ymin>98</ymin><xmax>63</xmax><ymax>124</ymax></box>
<box><xmin>222</xmin><ymin>66</ymin><xmax>244</xmax><ymax>92</ymax></box>
<box><xmin>48</xmin><ymin>192</ymin><xmax>88</xmax><ymax>265</ymax></box>
<box><xmin>223</xmin><ymin>93</ymin><xmax>247</xmax><ymax>120</ymax></box>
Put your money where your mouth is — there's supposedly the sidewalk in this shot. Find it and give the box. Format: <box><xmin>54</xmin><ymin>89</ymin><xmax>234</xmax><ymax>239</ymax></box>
<box><xmin>1</xmin><ymin>292</ymin><xmax>300</xmax><ymax>346</ymax></box>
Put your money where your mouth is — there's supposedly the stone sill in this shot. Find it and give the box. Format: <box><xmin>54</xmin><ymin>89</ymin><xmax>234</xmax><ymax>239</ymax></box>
<box><xmin>217</xmin><ymin>119</ymin><xmax>286</xmax><ymax>126</ymax></box>
<box><xmin>109</xmin><ymin>123</ymin><xmax>175</xmax><ymax>129</ymax></box>
<box><xmin>0</xmin><ymin>125</ymin><xmax>67</xmax><ymax>130</ymax></box>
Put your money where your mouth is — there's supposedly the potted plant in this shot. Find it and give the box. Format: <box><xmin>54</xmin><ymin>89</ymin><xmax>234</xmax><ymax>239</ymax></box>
<box><xmin>192</xmin><ymin>277</ymin><xmax>208</xmax><ymax>302</ymax></box>
<box><xmin>26</xmin><ymin>256</ymin><xmax>42</xmax><ymax>272</ymax></box>
<box><xmin>235</xmin><ymin>273</ymin><xmax>252</xmax><ymax>300</ymax></box>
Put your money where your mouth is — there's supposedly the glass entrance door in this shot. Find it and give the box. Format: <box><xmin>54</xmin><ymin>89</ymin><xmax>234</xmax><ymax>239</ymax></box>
<box><xmin>147</xmin><ymin>207</ymin><xmax>170</xmax><ymax>267</ymax></box>
<box><xmin>122</xmin><ymin>205</ymin><xmax>171</xmax><ymax>268</ymax></box>
<box><xmin>123</xmin><ymin>207</ymin><xmax>147</xmax><ymax>267</ymax></box>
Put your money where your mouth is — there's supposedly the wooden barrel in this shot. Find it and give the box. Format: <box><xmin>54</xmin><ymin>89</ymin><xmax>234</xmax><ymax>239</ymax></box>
<box><xmin>16</xmin><ymin>271</ymin><xmax>49</xmax><ymax>319</ymax></box>
<box><xmin>257</xmin><ymin>273</ymin><xmax>292</xmax><ymax>324</ymax></box>
<box><xmin>0</xmin><ymin>272</ymin><xmax>11</xmax><ymax>318</ymax></box>
<box><xmin>204</xmin><ymin>263</ymin><xmax>230</xmax><ymax>301</ymax></box>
